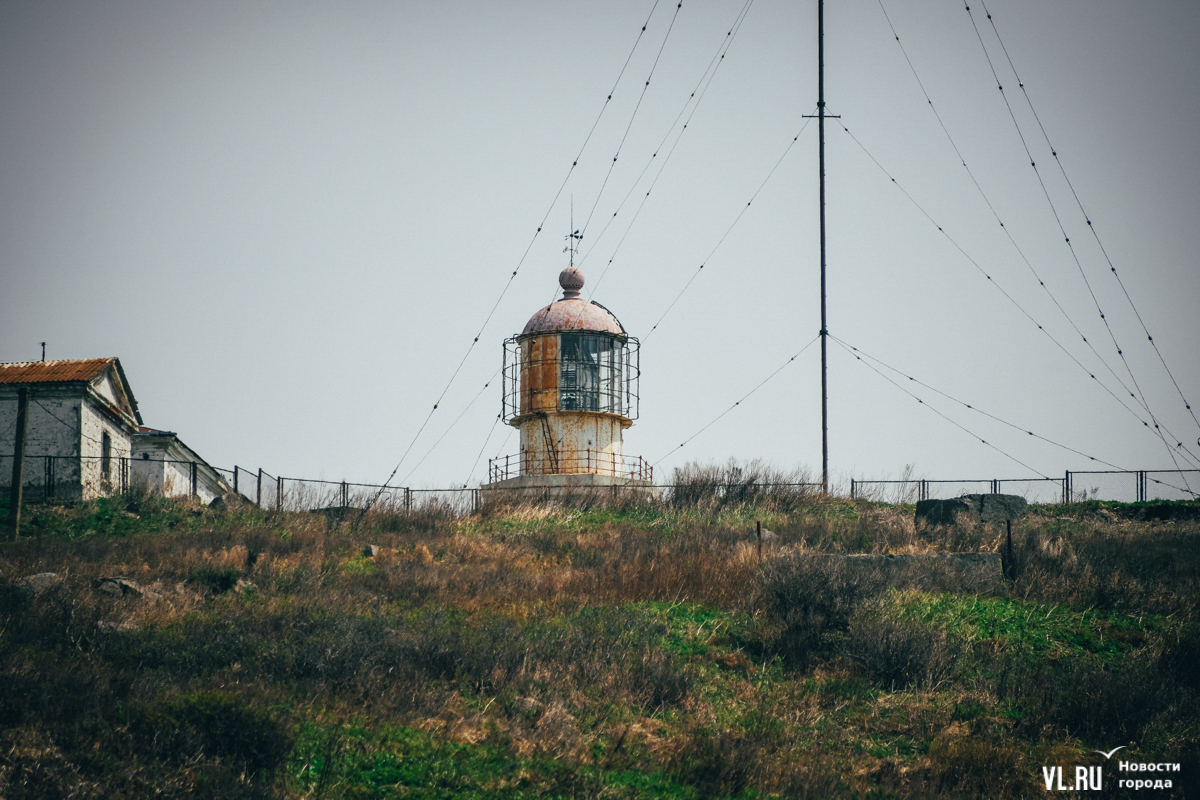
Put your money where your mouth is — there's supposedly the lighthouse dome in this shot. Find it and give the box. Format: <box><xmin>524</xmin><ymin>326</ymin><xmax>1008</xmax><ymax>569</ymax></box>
<box><xmin>521</xmin><ymin>266</ymin><xmax>626</xmax><ymax>336</ymax></box>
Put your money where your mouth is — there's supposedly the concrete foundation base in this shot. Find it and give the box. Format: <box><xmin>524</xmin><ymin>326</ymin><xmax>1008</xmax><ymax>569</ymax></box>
<box><xmin>482</xmin><ymin>473</ymin><xmax>661</xmax><ymax>502</ymax></box>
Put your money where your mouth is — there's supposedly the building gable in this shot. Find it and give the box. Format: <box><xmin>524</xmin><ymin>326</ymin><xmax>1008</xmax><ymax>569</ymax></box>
<box><xmin>0</xmin><ymin>358</ymin><xmax>142</xmax><ymax>427</ymax></box>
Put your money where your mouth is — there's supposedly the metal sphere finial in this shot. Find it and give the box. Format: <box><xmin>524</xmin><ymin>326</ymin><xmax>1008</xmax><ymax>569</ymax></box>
<box><xmin>559</xmin><ymin>266</ymin><xmax>584</xmax><ymax>299</ymax></box>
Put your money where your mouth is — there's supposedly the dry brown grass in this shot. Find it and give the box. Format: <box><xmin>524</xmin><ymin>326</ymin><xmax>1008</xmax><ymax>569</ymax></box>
<box><xmin>2</xmin><ymin>489</ymin><xmax>1199</xmax><ymax>798</ymax></box>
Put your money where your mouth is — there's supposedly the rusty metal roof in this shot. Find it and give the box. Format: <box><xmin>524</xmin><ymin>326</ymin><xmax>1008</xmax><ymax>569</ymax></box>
<box><xmin>521</xmin><ymin>267</ymin><xmax>626</xmax><ymax>336</ymax></box>
<box><xmin>0</xmin><ymin>357</ymin><xmax>143</xmax><ymax>425</ymax></box>
<box><xmin>0</xmin><ymin>358</ymin><xmax>117</xmax><ymax>384</ymax></box>
<box><xmin>522</xmin><ymin>299</ymin><xmax>625</xmax><ymax>336</ymax></box>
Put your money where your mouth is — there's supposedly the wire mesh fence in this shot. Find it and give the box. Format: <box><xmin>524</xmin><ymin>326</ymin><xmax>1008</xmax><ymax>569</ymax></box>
<box><xmin>1066</xmin><ymin>470</ymin><xmax>1200</xmax><ymax>503</ymax></box>
<box><xmin>0</xmin><ymin>454</ymin><xmax>224</xmax><ymax>502</ymax></box>
<box><xmin>851</xmin><ymin>477</ymin><xmax>1068</xmax><ymax>504</ymax></box>
<box><xmin>4</xmin><ymin>453</ymin><xmax>1198</xmax><ymax>513</ymax></box>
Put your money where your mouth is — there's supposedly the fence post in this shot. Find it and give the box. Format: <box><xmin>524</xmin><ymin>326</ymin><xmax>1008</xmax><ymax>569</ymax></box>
<box><xmin>341</xmin><ymin>481</ymin><xmax>348</xmax><ymax>508</ymax></box>
<box><xmin>405</xmin><ymin>487</ymin><xmax>411</xmax><ymax>511</ymax></box>
<box><xmin>45</xmin><ymin>456</ymin><xmax>54</xmax><ymax>502</ymax></box>
<box><xmin>191</xmin><ymin>462</ymin><xmax>197</xmax><ymax>498</ymax></box>
<box><xmin>256</xmin><ymin>468</ymin><xmax>263</xmax><ymax>507</ymax></box>
<box><xmin>850</xmin><ymin>478</ymin><xmax>856</xmax><ymax>500</ymax></box>
<box><xmin>8</xmin><ymin>387</ymin><xmax>29</xmax><ymax>539</ymax></box>
<box><xmin>234</xmin><ymin>466</ymin><xmax>239</xmax><ymax>495</ymax></box>
<box><xmin>1063</xmin><ymin>470</ymin><xmax>1070</xmax><ymax>503</ymax></box>
<box><xmin>277</xmin><ymin>476</ymin><xmax>282</xmax><ymax>510</ymax></box>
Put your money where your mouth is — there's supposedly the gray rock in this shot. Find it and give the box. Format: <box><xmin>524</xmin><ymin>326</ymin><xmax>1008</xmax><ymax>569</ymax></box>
<box><xmin>95</xmin><ymin>576</ymin><xmax>158</xmax><ymax>598</ymax></box>
<box><xmin>363</xmin><ymin>544</ymin><xmax>381</xmax><ymax>558</ymax></box>
<box><xmin>916</xmin><ymin>494</ymin><xmax>1027</xmax><ymax>526</ymax></box>
<box><xmin>97</xmin><ymin>619</ymin><xmax>137</xmax><ymax>633</ymax></box>
<box><xmin>13</xmin><ymin>572</ymin><xmax>63</xmax><ymax>596</ymax></box>
<box><xmin>235</xmin><ymin>578</ymin><xmax>257</xmax><ymax>593</ymax></box>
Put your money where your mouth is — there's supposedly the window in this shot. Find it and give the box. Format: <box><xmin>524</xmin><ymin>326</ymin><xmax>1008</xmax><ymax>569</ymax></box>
<box><xmin>101</xmin><ymin>431</ymin><xmax>112</xmax><ymax>478</ymax></box>
<box><xmin>560</xmin><ymin>333</ymin><xmax>623</xmax><ymax>414</ymax></box>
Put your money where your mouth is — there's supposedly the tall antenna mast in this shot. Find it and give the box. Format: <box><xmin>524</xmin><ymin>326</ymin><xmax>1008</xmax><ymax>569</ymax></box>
<box><xmin>818</xmin><ymin>0</ymin><xmax>830</xmax><ymax>493</ymax></box>
<box><xmin>805</xmin><ymin>3</ymin><xmax>833</xmax><ymax>492</ymax></box>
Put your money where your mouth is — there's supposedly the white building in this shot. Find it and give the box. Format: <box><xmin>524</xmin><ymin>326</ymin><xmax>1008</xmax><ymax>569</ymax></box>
<box><xmin>131</xmin><ymin>428</ymin><xmax>229</xmax><ymax>504</ymax></box>
<box><xmin>0</xmin><ymin>358</ymin><xmax>228</xmax><ymax>503</ymax></box>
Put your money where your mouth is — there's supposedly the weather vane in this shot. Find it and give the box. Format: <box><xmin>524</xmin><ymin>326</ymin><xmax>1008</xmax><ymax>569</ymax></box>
<box><xmin>563</xmin><ymin>197</ymin><xmax>582</xmax><ymax>266</ymax></box>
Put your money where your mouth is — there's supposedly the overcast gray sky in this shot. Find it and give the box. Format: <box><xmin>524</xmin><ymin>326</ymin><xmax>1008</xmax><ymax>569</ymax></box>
<box><xmin>3</xmin><ymin>0</ymin><xmax>1198</xmax><ymax>495</ymax></box>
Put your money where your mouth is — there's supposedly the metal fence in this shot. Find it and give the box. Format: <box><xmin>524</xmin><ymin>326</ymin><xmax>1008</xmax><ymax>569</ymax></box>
<box><xmin>1</xmin><ymin>454</ymin><xmax>210</xmax><ymax>502</ymax></box>
<box><xmin>488</xmin><ymin>451</ymin><xmax>653</xmax><ymax>483</ymax></box>
<box><xmin>5</xmin><ymin>454</ymin><xmax>1198</xmax><ymax>512</ymax></box>
<box><xmin>213</xmin><ymin>466</ymin><xmax>413</xmax><ymax>513</ymax></box>
<box><xmin>851</xmin><ymin>470</ymin><xmax>1200</xmax><ymax>504</ymax></box>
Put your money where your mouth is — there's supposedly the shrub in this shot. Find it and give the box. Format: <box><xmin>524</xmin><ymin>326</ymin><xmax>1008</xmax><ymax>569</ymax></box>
<box><xmin>758</xmin><ymin>553</ymin><xmax>887</xmax><ymax>666</ymax></box>
<box><xmin>190</xmin><ymin>566</ymin><xmax>241</xmax><ymax>594</ymax></box>
<box><xmin>1011</xmin><ymin>658</ymin><xmax>1170</xmax><ymax>743</ymax></box>
<box><xmin>846</xmin><ymin>619</ymin><xmax>959</xmax><ymax>689</ymax></box>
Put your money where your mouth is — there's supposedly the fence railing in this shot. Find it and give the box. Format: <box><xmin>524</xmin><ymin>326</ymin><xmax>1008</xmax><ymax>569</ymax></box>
<box><xmin>0</xmin><ymin>454</ymin><xmax>216</xmax><ymax>501</ymax></box>
<box><xmin>850</xmin><ymin>470</ymin><xmax>1200</xmax><ymax>504</ymax></box>
<box><xmin>5</xmin><ymin>454</ymin><xmax>1198</xmax><ymax>511</ymax></box>
<box><xmin>488</xmin><ymin>450</ymin><xmax>653</xmax><ymax>483</ymax></box>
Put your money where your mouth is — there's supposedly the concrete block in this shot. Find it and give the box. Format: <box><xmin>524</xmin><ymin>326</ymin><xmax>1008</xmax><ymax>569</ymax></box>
<box><xmin>916</xmin><ymin>494</ymin><xmax>1027</xmax><ymax>526</ymax></box>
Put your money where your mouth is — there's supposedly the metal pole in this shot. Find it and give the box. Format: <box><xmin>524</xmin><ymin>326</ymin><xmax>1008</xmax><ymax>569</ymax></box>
<box><xmin>8</xmin><ymin>387</ymin><xmax>29</xmax><ymax>539</ymax></box>
<box><xmin>191</xmin><ymin>462</ymin><xmax>197</xmax><ymax>498</ymax></box>
<box><xmin>234</xmin><ymin>466</ymin><xmax>239</xmax><ymax>495</ymax></box>
<box><xmin>256</xmin><ymin>468</ymin><xmax>262</xmax><ymax>508</ymax></box>
<box><xmin>277</xmin><ymin>476</ymin><xmax>282</xmax><ymax>510</ymax></box>
<box><xmin>818</xmin><ymin>0</ymin><xmax>829</xmax><ymax>494</ymax></box>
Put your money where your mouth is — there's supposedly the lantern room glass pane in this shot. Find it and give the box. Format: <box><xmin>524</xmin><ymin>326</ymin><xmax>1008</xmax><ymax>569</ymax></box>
<box><xmin>560</xmin><ymin>333</ymin><xmax>625</xmax><ymax>414</ymax></box>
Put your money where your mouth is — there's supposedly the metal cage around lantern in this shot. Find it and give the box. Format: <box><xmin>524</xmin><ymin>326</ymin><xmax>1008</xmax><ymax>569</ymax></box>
<box><xmin>502</xmin><ymin>332</ymin><xmax>640</xmax><ymax>424</ymax></box>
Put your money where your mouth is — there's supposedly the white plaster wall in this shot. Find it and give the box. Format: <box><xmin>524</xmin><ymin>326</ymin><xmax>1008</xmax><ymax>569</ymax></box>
<box><xmin>80</xmin><ymin>400</ymin><xmax>133</xmax><ymax>500</ymax></box>
<box><xmin>0</xmin><ymin>387</ymin><xmax>84</xmax><ymax>501</ymax></box>
<box><xmin>130</xmin><ymin>436</ymin><xmax>225</xmax><ymax>504</ymax></box>
<box><xmin>518</xmin><ymin>412</ymin><xmax>626</xmax><ymax>476</ymax></box>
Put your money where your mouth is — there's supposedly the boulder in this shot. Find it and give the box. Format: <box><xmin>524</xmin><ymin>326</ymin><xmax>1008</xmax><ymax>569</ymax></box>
<box><xmin>916</xmin><ymin>494</ymin><xmax>1027</xmax><ymax>527</ymax></box>
<box><xmin>363</xmin><ymin>544</ymin><xmax>381</xmax><ymax>558</ymax></box>
<box><xmin>13</xmin><ymin>572</ymin><xmax>63</xmax><ymax>596</ymax></box>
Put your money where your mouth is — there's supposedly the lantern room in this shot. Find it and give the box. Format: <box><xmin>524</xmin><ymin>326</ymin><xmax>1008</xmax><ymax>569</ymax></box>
<box><xmin>490</xmin><ymin>266</ymin><xmax>650</xmax><ymax>485</ymax></box>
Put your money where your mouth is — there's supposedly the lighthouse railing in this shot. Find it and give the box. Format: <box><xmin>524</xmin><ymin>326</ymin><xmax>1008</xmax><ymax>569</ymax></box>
<box><xmin>487</xmin><ymin>450</ymin><xmax>653</xmax><ymax>482</ymax></box>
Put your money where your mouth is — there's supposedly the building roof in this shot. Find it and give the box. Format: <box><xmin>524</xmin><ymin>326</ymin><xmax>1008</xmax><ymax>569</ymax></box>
<box><xmin>0</xmin><ymin>357</ymin><xmax>142</xmax><ymax>425</ymax></box>
<box><xmin>0</xmin><ymin>358</ymin><xmax>117</xmax><ymax>384</ymax></box>
<box><xmin>521</xmin><ymin>267</ymin><xmax>626</xmax><ymax>336</ymax></box>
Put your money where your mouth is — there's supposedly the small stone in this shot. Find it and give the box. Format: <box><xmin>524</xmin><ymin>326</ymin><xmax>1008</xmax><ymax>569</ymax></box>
<box><xmin>363</xmin><ymin>544</ymin><xmax>381</xmax><ymax>558</ymax></box>
<box><xmin>235</xmin><ymin>578</ymin><xmax>256</xmax><ymax>593</ymax></box>
<box><xmin>95</xmin><ymin>577</ymin><xmax>158</xmax><ymax>598</ymax></box>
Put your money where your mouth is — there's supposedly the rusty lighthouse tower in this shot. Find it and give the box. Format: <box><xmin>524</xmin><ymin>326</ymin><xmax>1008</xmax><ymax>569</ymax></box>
<box><xmin>488</xmin><ymin>265</ymin><xmax>652</xmax><ymax>494</ymax></box>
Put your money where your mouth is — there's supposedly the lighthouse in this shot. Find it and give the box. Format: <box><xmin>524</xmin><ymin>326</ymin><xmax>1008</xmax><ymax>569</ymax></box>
<box><xmin>488</xmin><ymin>266</ymin><xmax>652</xmax><ymax>492</ymax></box>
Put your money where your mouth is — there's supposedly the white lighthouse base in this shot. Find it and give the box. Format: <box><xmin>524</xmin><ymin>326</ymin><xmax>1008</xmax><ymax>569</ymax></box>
<box><xmin>482</xmin><ymin>472</ymin><xmax>660</xmax><ymax>503</ymax></box>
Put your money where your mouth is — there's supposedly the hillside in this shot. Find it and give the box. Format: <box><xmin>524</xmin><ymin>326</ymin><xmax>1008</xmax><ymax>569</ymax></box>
<box><xmin>1</xmin><ymin>481</ymin><xmax>1197</xmax><ymax>798</ymax></box>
